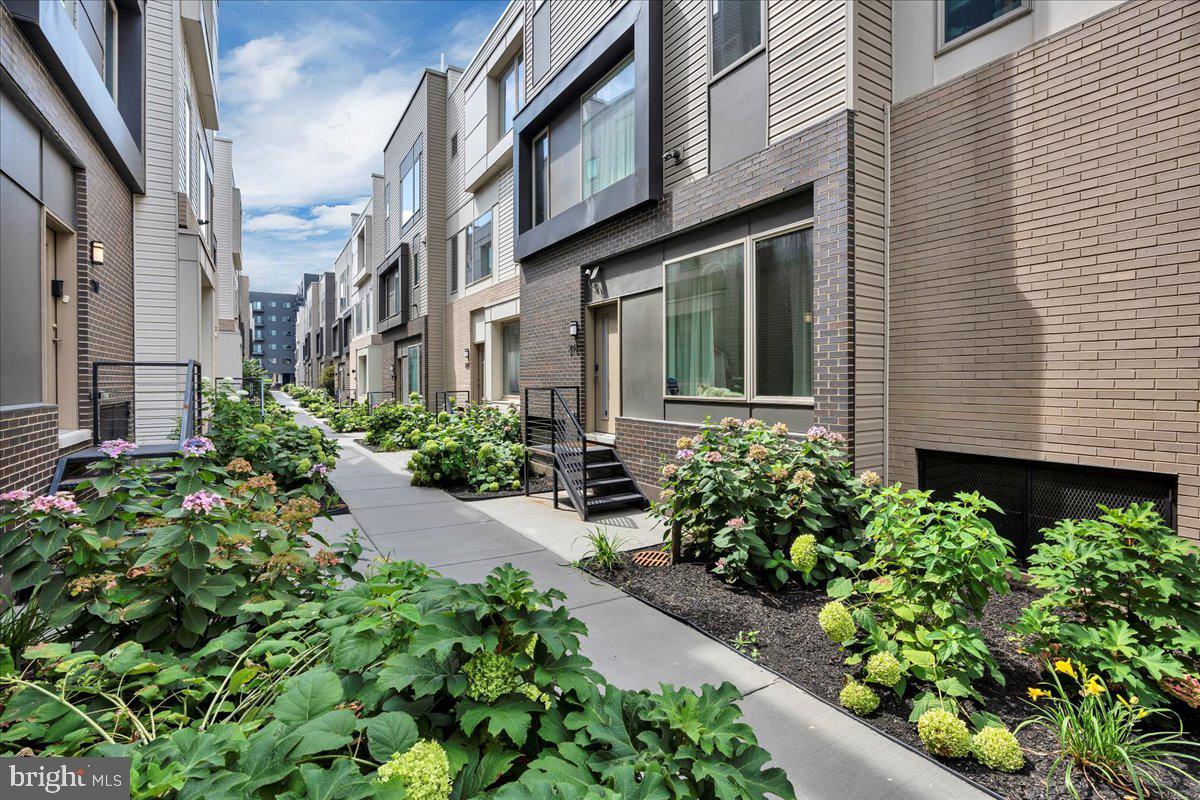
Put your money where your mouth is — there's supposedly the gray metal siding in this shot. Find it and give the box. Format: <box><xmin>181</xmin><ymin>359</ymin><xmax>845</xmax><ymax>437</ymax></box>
<box><xmin>767</xmin><ymin>0</ymin><xmax>848</xmax><ymax>144</ymax></box>
<box><xmin>662</xmin><ymin>0</ymin><xmax>707</xmax><ymax>191</ymax></box>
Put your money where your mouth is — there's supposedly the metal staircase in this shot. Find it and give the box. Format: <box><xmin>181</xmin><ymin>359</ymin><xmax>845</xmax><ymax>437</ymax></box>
<box><xmin>523</xmin><ymin>387</ymin><xmax>648</xmax><ymax>520</ymax></box>
<box><xmin>47</xmin><ymin>360</ymin><xmax>203</xmax><ymax>493</ymax></box>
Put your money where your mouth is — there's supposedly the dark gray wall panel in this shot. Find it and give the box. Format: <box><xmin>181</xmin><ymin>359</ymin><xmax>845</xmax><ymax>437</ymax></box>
<box><xmin>587</xmin><ymin>242</ymin><xmax>661</xmax><ymax>302</ymax></box>
<box><xmin>1</xmin><ymin>92</ymin><xmax>42</xmax><ymax>199</ymax></box>
<box><xmin>708</xmin><ymin>51</ymin><xmax>767</xmax><ymax>172</ymax></box>
<box><xmin>750</xmin><ymin>405</ymin><xmax>815</xmax><ymax>431</ymax></box>
<box><xmin>548</xmin><ymin>104</ymin><xmax>581</xmax><ymax>217</ymax></box>
<box><xmin>1</xmin><ymin>175</ymin><xmax>44</xmax><ymax>406</ymax></box>
<box><xmin>41</xmin><ymin>140</ymin><xmax>76</xmax><ymax>227</ymax></box>
<box><xmin>618</xmin><ymin>289</ymin><xmax>663</xmax><ymax>419</ymax></box>
<box><xmin>665</xmin><ymin>401</ymin><xmax>749</xmax><ymax>424</ymax></box>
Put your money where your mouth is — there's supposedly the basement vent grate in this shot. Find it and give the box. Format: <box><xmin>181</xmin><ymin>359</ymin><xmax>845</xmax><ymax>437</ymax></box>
<box><xmin>632</xmin><ymin>549</ymin><xmax>673</xmax><ymax>568</ymax></box>
<box><xmin>917</xmin><ymin>450</ymin><xmax>1175</xmax><ymax>565</ymax></box>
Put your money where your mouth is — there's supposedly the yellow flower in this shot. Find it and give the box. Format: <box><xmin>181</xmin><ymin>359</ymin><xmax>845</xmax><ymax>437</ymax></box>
<box><xmin>1118</xmin><ymin>694</ymin><xmax>1139</xmax><ymax>709</ymax></box>
<box><xmin>1136</xmin><ymin>710</ymin><xmax>1148</xmax><ymax>720</ymax></box>
<box><xmin>1082</xmin><ymin>677</ymin><xmax>1105</xmax><ymax>696</ymax></box>
<box><xmin>1027</xmin><ymin>687</ymin><xmax>1051</xmax><ymax>702</ymax></box>
<box><xmin>1054</xmin><ymin>659</ymin><xmax>1077</xmax><ymax>679</ymax></box>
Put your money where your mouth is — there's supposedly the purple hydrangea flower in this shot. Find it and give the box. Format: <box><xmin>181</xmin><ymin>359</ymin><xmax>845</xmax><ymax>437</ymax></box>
<box><xmin>676</xmin><ymin>448</ymin><xmax>695</xmax><ymax>461</ymax></box>
<box><xmin>99</xmin><ymin>439</ymin><xmax>138</xmax><ymax>459</ymax></box>
<box><xmin>309</xmin><ymin>464</ymin><xmax>329</xmax><ymax>478</ymax></box>
<box><xmin>181</xmin><ymin>490</ymin><xmax>224</xmax><ymax>515</ymax></box>
<box><xmin>806</xmin><ymin>425</ymin><xmax>828</xmax><ymax>441</ymax></box>
<box><xmin>704</xmin><ymin>451</ymin><xmax>724</xmax><ymax>463</ymax></box>
<box><xmin>181</xmin><ymin>436</ymin><xmax>216</xmax><ymax>457</ymax></box>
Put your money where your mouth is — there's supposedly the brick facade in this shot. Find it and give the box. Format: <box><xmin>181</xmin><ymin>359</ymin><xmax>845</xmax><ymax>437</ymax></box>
<box><xmin>444</xmin><ymin>277</ymin><xmax>521</xmax><ymax>399</ymax></box>
<box><xmin>888</xmin><ymin>1</ymin><xmax>1200</xmax><ymax>539</ymax></box>
<box><xmin>520</xmin><ymin>112</ymin><xmax>856</xmax><ymax>467</ymax></box>
<box><xmin>614</xmin><ymin>416</ymin><xmax>703</xmax><ymax>497</ymax></box>
<box><xmin>1</xmin><ymin>7</ymin><xmax>135</xmax><ymax>495</ymax></box>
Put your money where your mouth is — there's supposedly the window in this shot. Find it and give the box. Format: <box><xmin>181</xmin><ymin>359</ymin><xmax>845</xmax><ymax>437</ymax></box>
<box><xmin>400</xmin><ymin>139</ymin><xmax>422</xmax><ymax>226</ymax></box>
<box><xmin>252</xmin><ymin>301</ymin><xmax>262</xmax><ymax>310</ymax></box>
<box><xmin>383</xmin><ymin>182</ymin><xmax>391</xmax><ymax>249</ymax></box>
<box><xmin>269</xmin><ymin>301</ymin><xmax>277</xmax><ymax>307</ymax></box>
<box><xmin>450</xmin><ymin>134</ymin><xmax>458</xmax><ymax>157</ymax></box>
<box><xmin>664</xmin><ymin>225</ymin><xmax>814</xmax><ymax>400</ymax></box>
<box><xmin>501</xmin><ymin>321</ymin><xmax>520</xmax><ymax>396</ymax></box>
<box><xmin>755</xmin><ymin>228</ymin><xmax>813</xmax><ymax>397</ymax></box>
<box><xmin>533</xmin><ymin>132</ymin><xmax>550</xmax><ymax>225</ymax></box>
<box><xmin>941</xmin><ymin>0</ymin><xmax>1028</xmax><ymax>47</ymax></box>
<box><xmin>413</xmin><ymin>249</ymin><xmax>420</xmax><ymax>287</ymax></box>
<box><xmin>103</xmin><ymin>0</ymin><xmax>119</xmax><ymax>99</ymax></box>
<box><xmin>581</xmin><ymin>56</ymin><xmax>635</xmax><ymax>199</ymax></box>
<box><xmin>406</xmin><ymin>344</ymin><xmax>421</xmax><ymax>397</ymax></box>
<box><xmin>449</xmin><ymin>234</ymin><xmax>459</xmax><ymax>292</ymax></box>
<box><xmin>466</xmin><ymin>211</ymin><xmax>493</xmax><ymax>285</ymax></box>
<box><xmin>355</xmin><ymin>301</ymin><xmax>362</xmax><ymax>335</ymax></box>
<box><xmin>498</xmin><ymin>54</ymin><xmax>524</xmax><ymax>136</ymax></box>
<box><xmin>710</xmin><ymin>0</ymin><xmax>762</xmax><ymax>76</ymax></box>
<box><xmin>665</xmin><ymin>244</ymin><xmax>744</xmax><ymax>398</ymax></box>
<box><xmin>381</xmin><ymin>270</ymin><xmax>399</xmax><ymax>318</ymax></box>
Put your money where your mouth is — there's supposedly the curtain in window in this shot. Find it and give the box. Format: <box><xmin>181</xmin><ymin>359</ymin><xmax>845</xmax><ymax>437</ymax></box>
<box><xmin>582</xmin><ymin>57</ymin><xmax>635</xmax><ymax>199</ymax></box>
<box><xmin>665</xmin><ymin>244</ymin><xmax>743</xmax><ymax>397</ymax></box>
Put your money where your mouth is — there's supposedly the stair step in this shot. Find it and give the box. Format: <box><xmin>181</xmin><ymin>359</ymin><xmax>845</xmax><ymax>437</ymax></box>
<box><xmin>581</xmin><ymin>492</ymin><xmax>646</xmax><ymax>510</ymax></box>
<box><xmin>584</xmin><ymin>476</ymin><xmax>635</xmax><ymax>490</ymax></box>
<box><xmin>584</xmin><ymin>460</ymin><xmax>622</xmax><ymax>471</ymax></box>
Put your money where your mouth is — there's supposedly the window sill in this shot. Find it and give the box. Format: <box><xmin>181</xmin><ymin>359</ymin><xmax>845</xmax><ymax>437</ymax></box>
<box><xmin>709</xmin><ymin>43</ymin><xmax>765</xmax><ymax>85</ymax></box>
<box><xmin>59</xmin><ymin>429</ymin><xmax>91</xmax><ymax>450</ymax></box>
<box><xmin>465</xmin><ymin>274</ymin><xmax>494</xmax><ymax>289</ymax></box>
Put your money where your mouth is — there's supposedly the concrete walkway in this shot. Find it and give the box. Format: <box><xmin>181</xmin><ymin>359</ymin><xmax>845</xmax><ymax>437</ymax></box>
<box><xmin>280</xmin><ymin>393</ymin><xmax>991</xmax><ymax>800</ymax></box>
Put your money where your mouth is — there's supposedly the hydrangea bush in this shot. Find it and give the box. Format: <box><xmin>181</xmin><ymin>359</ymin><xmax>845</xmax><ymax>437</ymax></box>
<box><xmin>652</xmin><ymin>419</ymin><xmax>866</xmax><ymax>588</ymax></box>
<box><xmin>407</xmin><ymin>406</ymin><xmax>525</xmax><ymax>493</ymax></box>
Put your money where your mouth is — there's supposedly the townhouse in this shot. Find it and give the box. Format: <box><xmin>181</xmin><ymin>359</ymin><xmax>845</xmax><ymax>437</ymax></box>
<box><xmin>213</xmin><ymin>135</ymin><xmax>244</xmax><ymax>376</ymax></box>
<box><xmin>249</xmin><ymin>290</ymin><xmax>300</xmax><ymax>384</ymax></box>
<box><xmin>1</xmin><ymin>0</ymin><xmax>144</xmax><ymax>492</ymax></box>
<box><xmin>375</xmin><ymin>67</ymin><xmax>455</xmax><ymax>403</ymax></box>
<box><xmin>346</xmin><ymin>186</ymin><xmax>386</xmax><ymax>402</ymax></box>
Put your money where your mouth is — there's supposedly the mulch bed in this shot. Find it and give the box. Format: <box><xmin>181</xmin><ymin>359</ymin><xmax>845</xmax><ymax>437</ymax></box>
<box><xmin>445</xmin><ymin>476</ymin><xmax>553</xmax><ymax>502</ymax></box>
<box><xmin>585</xmin><ymin>549</ymin><xmax>1196</xmax><ymax>800</ymax></box>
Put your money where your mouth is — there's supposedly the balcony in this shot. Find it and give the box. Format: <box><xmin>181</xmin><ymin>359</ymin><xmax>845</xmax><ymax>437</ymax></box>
<box><xmin>180</xmin><ymin>0</ymin><xmax>219</xmax><ymax>129</ymax></box>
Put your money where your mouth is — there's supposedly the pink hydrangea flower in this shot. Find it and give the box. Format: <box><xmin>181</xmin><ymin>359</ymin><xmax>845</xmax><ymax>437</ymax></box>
<box><xmin>825</xmin><ymin>430</ymin><xmax>846</xmax><ymax>444</ymax></box>
<box><xmin>771</xmin><ymin>422</ymin><xmax>789</xmax><ymax>436</ymax></box>
<box><xmin>747</xmin><ymin>444</ymin><xmax>769</xmax><ymax>461</ymax></box>
<box><xmin>0</xmin><ymin>488</ymin><xmax>34</xmax><ymax>504</ymax></box>
<box><xmin>181</xmin><ymin>436</ymin><xmax>216</xmax><ymax>457</ymax></box>
<box><xmin>806</xmin><ymin>425</ymin><xmax>828</xmax><ymax>441</ymax></box>
<box><xmin>727</xmin><ymin>517</ymin><xmax>746</xmax><ymax>530</ymax></box>
<box><xmin>30</xmin><ymin>492</ymin><xmax>83</xmax><ymax>515</ymax></box>
<box><xmin>661</xmin><ymin>463</ymin><xmax>678</xmax><ymax>478</ymax></box>
<box><xmin>98</xmin><ymin>439</ymin><xmax>138</xmax><ymax>459</ymax></box>
<box><xmin>720</xmin><ymin>417</ymin><xmax>742</xmax><ymax>430</ymax></box>
<box><xmin>743</xmin><ymin>418</ymin><xmax>764</xmax><ymax>429</ymax></box>
<box><xmin>309</xmin><ymin>464</ymin><xmax>329</xmax><ymax>478</ymax></box>
<box><xmin>181</xmin><ymin>490</ymin><xmax>224</xmax><ymax>515</ymax></box>
<box><xmin>704</xmin><ymin>451</ymin><xmax>724</xmax><ymax>463</ymax></box>
<box><xmin>676</xmin><ymin>448</ymin><xmax>695</xmax><ymax>460</ymax></box>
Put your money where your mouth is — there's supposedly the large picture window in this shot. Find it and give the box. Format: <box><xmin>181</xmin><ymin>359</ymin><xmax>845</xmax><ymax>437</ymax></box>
<box><xmin>581</xmin><ymin>55</ymin><xmax>635</xmax><ymax>199</ymax></box>
<box><xmin>533</xmin><ymin>132</ymin><xmax>549</xmax><ymax>225</ymax></box>
<box><xmin>499</xmin><ymin>54</ymin><xmax>523</xmax><ymax>136</ymax></box>
<box><xmin>401</xmin><ymin>156</ymin><xmax>420</xmax><ymax>225</ymax></box>
<box><xmin>664</xmin><ymin>225</ymin><xmax>814</xmax><ymax>400</ymax></box>
<box><xmin>710</xmin><ymin>0</ymin><xmax>762</xmax><ymax>76</ymax></box>
<box><xmin>665</xmin><ymin>244</ymin><xmax>744</xmax><ymax>398</ymax></box>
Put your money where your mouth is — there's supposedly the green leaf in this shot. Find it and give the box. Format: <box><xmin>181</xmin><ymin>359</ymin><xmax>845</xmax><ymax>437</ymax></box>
<box><xmin>458</xmin><ymin>697</ymin><xmax>540</xmax><ymax>747</ymax></box>
<box><xmin>365</xmin><ymin>712</ymin><xmax>418</xmax><ymax>763</ymax></box>
<box><xmin>691</xmin><ymin>747</ymin><xmax>796</xmax><ymax>800</ymax></box>
<box><xmin>287</xmin><ymin>709</ymin><xmax>357</xmax><ymax>758</ymax></box>
<box><xmin>454</xmin><ymin>744</ymin><xmax>521</xmax><ymax>796</ymax></box>
<box><xmin>272</xmin><ymin>668</ymin><xmax>344</xmax><ymax>725</ymax></box>
<box><xmin>825</xmin><ymin>578</ymin><xmax>853</xmax><ymax>600</ymax></box>
<box><xmin>378</xmin><ymin>653</ymin><xmax>458</xmax><ymax>698</ymax></box>
<box><xmin>234</xmin><ymin>727</ymin><xmax>295</xmax><ymax>792</ymax></box>
<box><xmin>240</xmin><ymin>599</ymin><xmax>286</xmax><ymax>617</ymax></box>
<box><xmin>171</xmin><ymin>561</ymin><xmax>205</xmax><ymax>597</ymax></box>
<box><xmin>295</xmin><ymin>760</ymin><xmax>376</xmax><ymax>800</ymax></box>
<box><xmin>331</xmin><ymin>628</ymin><xmax>385</xmax><ymax>671</ymax></box>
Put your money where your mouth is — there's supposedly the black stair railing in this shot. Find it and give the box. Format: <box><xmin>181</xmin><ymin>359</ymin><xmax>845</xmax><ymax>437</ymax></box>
<box><xmin>523</xmin><ymin>387</ymin><xmax>589</xmax><ymax>518</ymax></box>
<box><xmin>433</xmin><ymin>390</ymin><xmax>470</xmax><ymax>413</ymax></box>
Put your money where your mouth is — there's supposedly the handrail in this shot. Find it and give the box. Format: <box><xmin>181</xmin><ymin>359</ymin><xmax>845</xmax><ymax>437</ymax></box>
<box><xmin>523</xmin><ymin>386</ymin><xmax>588</xmax><ymax>518</ymax></box>
<box><xmin>90</xmin><ymin>360</ymin><xmax>200</xmax><ymax>446</ymax></box>
<box><xmin>434</xmin><ymin>390</ymin><xmax>470</xmax><ymax>413</ymax></box>
<box><xmin>550</xmin><ymin>387</ymin><xmax>589</xmax><ymax>518</ymax></box>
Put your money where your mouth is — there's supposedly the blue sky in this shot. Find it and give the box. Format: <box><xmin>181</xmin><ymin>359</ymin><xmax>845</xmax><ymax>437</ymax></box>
<box><xmin>218</xmin><ymin>0</ymin><xmax>506</xmax><ymax>292</ymax></box>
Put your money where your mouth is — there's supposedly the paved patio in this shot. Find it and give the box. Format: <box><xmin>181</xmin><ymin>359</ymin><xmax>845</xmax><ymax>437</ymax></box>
<box><xmin>281</xmin><ymin>393</ymin><xmax>992</xmax><ymax>800</ymax></box>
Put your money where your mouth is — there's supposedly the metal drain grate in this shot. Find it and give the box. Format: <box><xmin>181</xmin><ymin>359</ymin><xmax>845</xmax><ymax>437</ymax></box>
<box><xmin>632</xmin><ymin>549</ymin><xmax>673</xmax><ymax>568</ymax></box>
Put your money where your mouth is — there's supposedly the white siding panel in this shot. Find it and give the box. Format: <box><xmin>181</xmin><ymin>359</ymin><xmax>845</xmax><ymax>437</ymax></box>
<box><xmin>662</xmin><ymin>0</ymin><xmax>707</xmax><ymax>190</ymax></box>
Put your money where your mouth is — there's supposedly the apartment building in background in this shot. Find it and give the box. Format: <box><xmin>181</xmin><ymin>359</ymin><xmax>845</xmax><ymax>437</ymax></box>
<box><xmin>0</xmin><ymin>0</ymin><xmax>145</xmax><ymax>493</ymax></box>
<box><xmin>249</xmin><ymin>291</ymin><xmax>298</xmax><ymax>384</ymax></box>
<box><xmin>443</xmin><ymin>1</ymin><xmax>525</xmax><ymax>407</ymax></box>
<box><xmin>375</xmin><ymin>68</ymin><xmax>456</xmax><ymax>402</ymax></box>
<box><xmin>238</xmin><ymin>273</ymin><xmax>252</xmax><ymax>359</ymax></box>
<box><xmin>330</xmin><ymin>231</ymin><xmax>352</xmax><ymax>395</ymax></box>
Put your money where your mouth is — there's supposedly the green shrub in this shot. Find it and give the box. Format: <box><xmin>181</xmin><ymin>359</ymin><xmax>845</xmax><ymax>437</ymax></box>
<box><xmin>1012</xmin><ymin>503</ymin><xmax>1200</xmax><ymax>705</ymax></box>
<box><xmin>839</xmin><ymin>678</ymin><xmax>879</xmax><ymax>716</ymax></box>
<box><xmin>971</xmin><ymin>726</ymin><xmax>1024</xmax><ymax>773</ymax></box>
<box><xmin>407</xmin><ymin>406</ymin><xmax>524</xmax><ymax>492</ymax></box>
<box><xmin>917</xmin><ymin>708</ymin><xmax>971</xmax><ymax>758</ymax></box>
<box><xmin>329</xmin><ymin>401</ymin><xmax>372</xmax><ymax>432</ymax></box>
<box><xmin>651</xmin><ymin>419</ymin><xmax>866</xmax><ymax>589</ymax></box>
<box><xmin>0</xmin><ymin>562</ymin><xmax>796</xmax><ymax>800</ymax></box>
<box><xmin>364</xmin><ymin>395</ymin><xmax>431</xmax><ymax>449</ymax></box>
<box><xmin>827</xmin><ymin>487</ymin><xmax>1015</xmax><ymax>707</ymax></box>
<box><xmin>0</xmin><ymin>448</ymin><xmax>358</xmax><ymax>652</ymax></box>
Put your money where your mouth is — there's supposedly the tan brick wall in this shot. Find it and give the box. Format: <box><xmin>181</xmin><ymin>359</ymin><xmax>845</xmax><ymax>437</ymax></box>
<box><xmin>888</xmin><ymin>0</ymin><xmax>1200</xmax><ymax>539</ymax></box>
<box><xmin>443</xmin><ymin>276</ymin><xmax>521</xmax><ymax>399</ymax></box>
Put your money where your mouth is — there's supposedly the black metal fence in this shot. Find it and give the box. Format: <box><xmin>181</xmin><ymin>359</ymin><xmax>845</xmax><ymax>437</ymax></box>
<box><xmin>366</xmin><ymin>390</ymin><xmax>395</xmax><ymax>407</ymax></box>
<box><xmin>433</xmin><ymin>390</ymin><xmax>470</xmax><ymax>413</ymax></box>
<box><xmin>918</xmin><ymin>449</ymin><xmax>1176</xmax><ymax>564</ymax></box>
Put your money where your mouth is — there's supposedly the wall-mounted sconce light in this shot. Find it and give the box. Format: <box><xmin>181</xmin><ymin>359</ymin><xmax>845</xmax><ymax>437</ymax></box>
<box><xmin>90</xmin><ymin>279</ymin><xmax>102</xmax><ymax>294</ymax></box>
<box><xmin>568</xmin><ymin>320</ymin><xmax>579</xmax><ymax>338</ymax></box>
<box><xmin>463</xmin><ymin>347</ymin><xmax>470</xmax><ymax>362</ymax></box>
<box><xmin>90</xmin><ymin>240</ymin><xmax>105</xmax><ymax>265</ymax></box>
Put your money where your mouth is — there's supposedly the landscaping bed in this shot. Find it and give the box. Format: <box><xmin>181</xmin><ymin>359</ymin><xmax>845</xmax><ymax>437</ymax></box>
<box><xmin>445</xmin><ymin>475</ymin><xmax>553</xmax><ymax>502</ymax></box>
<box><xmin>586</xmin><ymin>549</ymin><xmax>1195</xmax><ymax>800</ymax></box>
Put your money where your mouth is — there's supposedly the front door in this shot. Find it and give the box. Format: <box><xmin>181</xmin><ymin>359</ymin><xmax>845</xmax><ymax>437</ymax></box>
<box><xmin>590</xmin><ymin>303</ymin><xmax>619</xmax><ymax>434</ymax></box>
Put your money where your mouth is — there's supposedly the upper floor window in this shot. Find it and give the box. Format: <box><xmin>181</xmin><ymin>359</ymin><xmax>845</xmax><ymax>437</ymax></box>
<box><xmin>448</xmin><ymin>233</ymin><xmax>459</xmax><ymax>293</ymax></box>
<box><xmin>533</xmin><ymin>132</ymin><xmax>550</xmax><ymax>225</ymax></box>
<box><xmin>581</xmin><ymin>55</ymin><xmax>635</xmax><ymax>200</ymax></box>
<box><xmin>400</xmin><ymin>138</ymin><xmax>423</xmax><ymax>227</ymax></box>
<box><xmin>466</xmin><ymin>211</ymin><xmax>493</xmax><ymax>285</ymax></box>
<box><xmin>383</xmin><ymin>181</ymin><xmax>392</xmax><ymax>248</ymax></box>
<box><xmin>499</xmin><ymin>54</ymin><xmax>524</xmax><ymax>136</ymax></box>
<box><xmin>103</xmin><ymin>0</ymin><xmax>119</xmax><ymax>100</ymax></box>
<box><xmin>710</xmin><ymin>0</ymin><xmax>762</xmax><ymax>76</ymax></box>
<box><xmin>252</xmin><ymin>301</ymin><xmax>262</xmax><ymax>311</ymax></box>
<box><xmin>381</xmin><ymin>270</ymin><xmax>400</xmax><ymax>318</ymax></box>
<box><xmin>941</xmin><ymin>0</ymin><xmax>1029</xmax><ymax>47</ymax></box>
<box><xmin>412</xmin><ymin>249</ymin><xmax>421</xmax><ymax>288</ymax></box>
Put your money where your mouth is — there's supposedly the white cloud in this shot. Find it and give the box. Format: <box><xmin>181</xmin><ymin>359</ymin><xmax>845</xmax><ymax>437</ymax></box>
<box><xmin>445</xmin><ymin>11</ymin><xmax>496</xmax><ymax>67</ymax></box>
<box><xmin>244</xmin><ymin>197</ymin><xmax>369</xmax><ymax>237</ymax></box>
